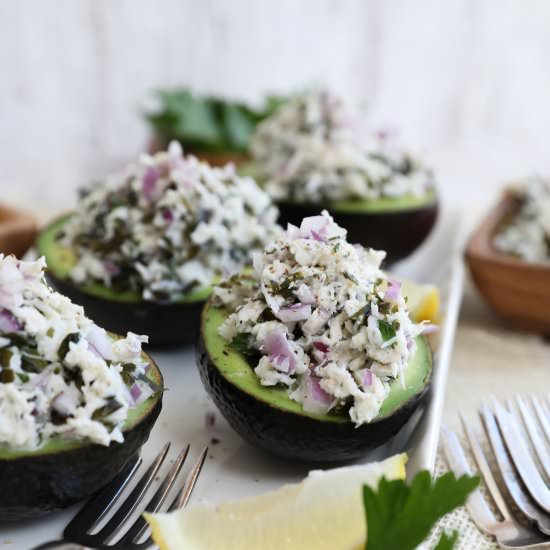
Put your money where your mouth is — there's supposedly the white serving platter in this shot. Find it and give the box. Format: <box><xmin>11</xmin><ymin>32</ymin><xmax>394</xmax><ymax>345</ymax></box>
<box><xmin>2</xmin><ymin>207</ymin><xmax>464</xmax><ymax>547</ymax></box>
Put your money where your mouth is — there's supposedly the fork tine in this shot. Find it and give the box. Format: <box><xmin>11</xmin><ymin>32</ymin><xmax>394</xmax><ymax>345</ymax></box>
<box><xmin>64</xmin><ymin>457</ymin><xmax>142</xmax><ymax>539</ymax></box>
<box><xmin>95</xmin><ymin>442</ymin><xmax>171</xmax><ymax>542</ymax></box>
<box><xmin>481</xmin><ymin>402</ymin><xmax>550</xmax><ymax>536</ymax></box>
<box><xmin>493</xmin><ymin>398</ymin><xmax>550</xmax><ymax>513</ymax></box>
<box><xmin>533</xmin><ymin>396</ymin><xmax>550</xmax><ymax>445</ymax></box>
<box><xmin>170</xmin><ymin>446</ymin><xmax>208</xmax><ymax>510</ymax></box>
<box><xmin>117</xmin><ymin>445</ymin><xmax>190</xmax><ymax>545</ymax></box>
<box><xmin>441</xmin><ymin>426</ymin><xmax>499</xmax><ymax>536</ymax></box>
<box><xmin>514</xmin><ymin>396</ymin><xmax>550</xmax><ymax>481</ymax></box>
<box><xmin>459</xmin><ymin>413</ymin><xmax>512</xmax><ymax>522</ymax></box>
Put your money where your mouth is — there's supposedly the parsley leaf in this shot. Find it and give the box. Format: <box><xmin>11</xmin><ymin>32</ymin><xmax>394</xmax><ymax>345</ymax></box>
<box><xmin>229</xmin><ymin>333</ymin><xmax>254</xmax><ymax>356</ymax></box>
<box><xmin>434</xmin><ymin>530</ymin><xmax>459</xmax><ymax>550</ymax></box>
<box><xmin>378</xmin><ymin>320</ymin><xmax>396</xmax><ymax>341</ymax></box>
<box><xmin>363</xmin><ymin>471</ymin><xmax>479</xmax><ymax>550</ymax></box>
<box><xmin>146</xmin><ymin>89</ymin><xmax>287</xmax><ymax>153</ymax></box>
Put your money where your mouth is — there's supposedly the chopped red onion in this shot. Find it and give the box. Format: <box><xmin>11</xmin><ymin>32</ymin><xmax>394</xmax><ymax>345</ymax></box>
<box><xmin>301</xmin><ymin>374</ymin><xmax>333</xmax><ymax>414</ymax></box>
<box><xmin>130</xmin><ymin>383</ymin><xmax>142</xmax><ymax>403</ymax></box>
<box><xmin>263</xmin><ymin>330</ymin><xmax>296</xmax><ymax>374</ymax></box>
<box><xmin>161</xmin><ymin>208</ymin><xmax>174</xmax><ymax>223</ymax></box>
<box><xmin>385</xmin><ymin>279</ymin><xmax>401</xmax><ymax>301</ymax></box>
<box><xmin>300</xmin><ymin>215</ymin><xmax>329</xmax><ymax>242</ymax></box>
<box><xmin>0</xmin><ymin>308</ymin><xmax>22</xmax><ymax>333</ymax></box>
<box><xmin>86</xmin><ymin>325</ymin><xmax>114</xmax><ymax>360</ymax></box>
<box><xmin>312</xmin><ymin>341</ymin><xmax>329</xmax><ymax>354</ymax></box>
<box><xmin>143</xmin><ymin>167</ymin><xmax>159</xmax><ymax>201</ymax></box>
<box><xmin>270</xmin><ymin>354</ymin><xmax>291</xmax><ymax>373</ymax></box>
<box><xmin>103</xmin><ymin>260</ymin><xmax>120</xmax><ymax>276</ymax></box>
<box><xmin>275</xmin><ymin>304</ymin><xmax>311</xmax><ymax>323</ymax></box>
<box><xmin>363</xmin><ymin>369</ymin><xmax>373</xmax><ymax>387</ymax></box>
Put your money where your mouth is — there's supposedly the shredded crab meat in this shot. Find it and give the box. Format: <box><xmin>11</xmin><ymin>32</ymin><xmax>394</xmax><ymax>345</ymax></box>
<box><xmin>61</xmin><ymin>141</ymin><xmax>280</xmax><ymax>301</ymax></box>
<box><xmin>494</xmin><ymin>175</ymin><xmax>550</xmax><ymax>263</ymax></box>
<box><xmin>0</xmin><ymin>255</ymin><xmax>151</xmax><ymax>450</ymax></box>
<box><xmin>214</xmin><ymin>212</ymin><xmax>424</xmax><ymax>425</ymax></box>
<box><xmin>250</xmin><ymin>89</ymin><xmax>436</xmax><ymax>204</ymax></box>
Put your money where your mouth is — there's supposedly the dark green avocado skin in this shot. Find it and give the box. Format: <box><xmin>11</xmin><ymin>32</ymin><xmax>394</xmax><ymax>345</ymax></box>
<box><xmin>0</xmin><ymin>357</ymin><xmax>163</xmax><ymax>521</ymax></box>
<box><xmin>46</xmin><ymin>274</ymin><xmax>203</xmax><ymax>348</ymax></box>
<box><xmin>0</xmin><ymin>400</ymin><xmax>161</xmax><ymax>521</ymax></box>
<box><xmin>276</xmin><ymin>200</ymin><xmax>438</xmax><ymax>264</ymax></box>
<box><xmin>196</xmin><ymin>334</ymin><xmax>431</xmax><ymax>463</ymax></box>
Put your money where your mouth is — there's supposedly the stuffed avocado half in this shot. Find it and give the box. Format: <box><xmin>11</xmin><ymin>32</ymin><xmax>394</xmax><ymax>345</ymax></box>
<box><xmin>197</xmin><ymin>303</ymin><xmax>431</xmax><ymax>462</ymax></box>
<box><xmin>196</xmin><ymin>211</ymin><xmax>434</xmax><ymax>462</ymax></box>
<box><xmin>248</xmin><ymin>90</ymin><xmax>438</xmax><ymax>263</ymax></box>
<box><xmin>37</xmin><ymin>142</ymin><xmax>280</xmax><ymax>346</ymax></box>
<box><xmin>0</xmin><ymin>256</ymin><xmax>163</xmax><ymax>520</ymax></box>
<box><xmin>37</xmin><ymin>214</ymin><xmax>209</xmax><ymax>346</ymax></box>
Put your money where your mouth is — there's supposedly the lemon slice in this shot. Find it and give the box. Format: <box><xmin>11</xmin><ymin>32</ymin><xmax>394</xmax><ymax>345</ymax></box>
<box><xmin>397</xmin><ymin>277</ymin><xmax>440</xmax><ymax>323</ymax></box>
<box><xmin>146</xmin><ymin>453</ymin><xmax>407</xmax><ymax>550</ymax></box>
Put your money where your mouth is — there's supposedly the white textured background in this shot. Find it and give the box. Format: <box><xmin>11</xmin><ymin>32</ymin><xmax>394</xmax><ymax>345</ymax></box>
<box><xmin>2</xmin><ymin>0</ymin><xmax>550</xmax><ymax>218</ymax></box>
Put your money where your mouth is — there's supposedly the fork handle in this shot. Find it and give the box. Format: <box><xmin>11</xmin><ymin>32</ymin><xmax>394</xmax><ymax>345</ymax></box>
<box><xmin>31</xmin><ymin>542</ymin><xmax>91</xmax><ymax>550</ymax></box>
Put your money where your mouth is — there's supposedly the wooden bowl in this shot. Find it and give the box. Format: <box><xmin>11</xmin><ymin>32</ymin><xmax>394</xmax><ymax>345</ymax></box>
<box><xmin>0</xmin><ymin>204</ymin><xmax>37</xmax><ymax>258</ymax></box>
<box><xmin>466</xmin><ymin>194</ymin><xmax>550</xmax><ymax>334</ymax></box>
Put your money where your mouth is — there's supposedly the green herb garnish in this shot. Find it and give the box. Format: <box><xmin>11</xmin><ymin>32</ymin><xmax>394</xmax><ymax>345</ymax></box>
<box><xmin>363</xmin><ymin>471</ymin><xmax>479</xmax><ymax>550</ymax></box>
<box><xmin>229</xmin><ymin>333</ymin><xmax>254</xmax><ymax>356</ymax></box>
<box><xmin>16</xmin><ymin>372</ymin><xmax>30</xmax><ymax>383</ymax></box>
<box><xmin>378</xmin><ymin>320</ymin><xmax>396</xmax><ymax>341</ymax></box>
<box><xmin>146</xmin><ymin>89</ymin><xmax>287</xmax><ymax>153</ymax></box>
<box><xmin>58</xmin><ymin>333</ymin><xmax>81</xmax><ymax>361</ymax></box>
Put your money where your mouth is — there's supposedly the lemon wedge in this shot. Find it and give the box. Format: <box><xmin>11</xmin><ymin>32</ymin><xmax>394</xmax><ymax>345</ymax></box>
<box><xmin>145</xmin><ymin>453</ymin><xmax>407</xmax><ymax>550</ymax></box>
<box><xmin>397</xmin><ymin>277</ymin><xmax>440</xmax><ymax>323</ymax></box>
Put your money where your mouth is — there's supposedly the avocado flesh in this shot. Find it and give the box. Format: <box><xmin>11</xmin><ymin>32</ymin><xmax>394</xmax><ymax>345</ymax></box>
<box><xmin>36</xmin><ymin>215</ymin><xmax>213</xmax><ymax>346</ymax></box>
<box><xmin>0</xmin><ymin>352</ymin><xmax>163</xmax><ymax>519</ymax></box>
<box><xmin>36</xmin><ymin>215</ymin><xmax>212</xmax><ymax>304</ymax></box>
<box><xmin>197</xmin><ymin>300</ymin><xmax>432</xmax><ymax>462</ymax></box>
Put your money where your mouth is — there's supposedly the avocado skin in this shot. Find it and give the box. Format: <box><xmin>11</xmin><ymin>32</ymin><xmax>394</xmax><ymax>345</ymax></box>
<box><xmin>276</xmin><ymin>200</ymin><xmax>438</xmax><ymax>264</ymax></box>
<box><xmin>0</xmin><ymin>358</ymin><xmax>163</xmax><ymax>521</ymax></box>
<box><xmin>196</xmin><ymin>333</ymin><xmax>431</xmax><ymax>463</ymax></box>
<box><xmin>45</xmin><ymin>274</ymin><xmax>203</xmax><ymax>348</ymax></box>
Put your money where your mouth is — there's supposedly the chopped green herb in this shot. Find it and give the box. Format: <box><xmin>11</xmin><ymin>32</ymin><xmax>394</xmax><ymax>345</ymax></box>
<box><xmin>378</xmin><ymin>320</ymin><xmax>396</xmax><ymax>341</ymax></box>
<box><xmin>363</xmin><ymin>471</ymin><xmax>479</xmax><ymax>550</ymax></box>
<box><xmin>58</xmin><ymin>333</ymin><xmax>81</xmax><ymax>361</ymax></box>
<box><xmin>21</xmin><ymin>354</ymin><xmax>48</xmax><ymax>373</ymax></box>
<box><xmin>16</xmin><ymin>372</ymin><xmax>30</xmax><ymax>383</ymax></box>
<box><xmin>92</xmin><ymin>397</ymin><xmax>123</xmax><ymax>426</ymax></box>
<box><xmin>229</xmin><ymin>333</ymin><xmax>254</xmax><ymax>356</ymax></box>
<box><xmin>343</xmin><ymin>271</ymin><xmax>359</xmax><ymax>284</ymax></box>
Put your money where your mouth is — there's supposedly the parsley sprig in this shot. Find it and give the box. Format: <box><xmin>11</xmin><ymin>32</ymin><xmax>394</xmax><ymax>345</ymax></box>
<box><xmin>363</xmin><ymin>471</ymin><xmax>479</xmax><ymax>550</ymax></box>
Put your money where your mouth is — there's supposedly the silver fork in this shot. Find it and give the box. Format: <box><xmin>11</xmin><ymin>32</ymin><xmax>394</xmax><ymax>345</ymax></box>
<box><xmin>442</xmin><ymin>396</ymin><xmax>550</xmax><ymax>549</ymax></box>
<box><xmin>33</xmin><ymin>443</ymin><xmax>208</xmax><ymax>550</ymax></box>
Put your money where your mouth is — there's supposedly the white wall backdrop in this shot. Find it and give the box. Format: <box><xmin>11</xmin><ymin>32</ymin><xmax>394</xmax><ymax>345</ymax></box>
<box><xmin>2</xmin><ymin>0</ymin><xmax>550</xmax><ymax>218</ymax></box>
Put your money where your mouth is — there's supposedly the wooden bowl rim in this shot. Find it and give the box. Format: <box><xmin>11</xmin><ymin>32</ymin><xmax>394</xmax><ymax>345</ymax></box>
<box><xmin>0</xmin><ymin>204</ymin><xmax>37</xmax><ymax>233</ymax></box>
<box><xmin>465</xmin><ymin>193</ymin><xmax>550</xmax><ymax>275</ymax></box>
